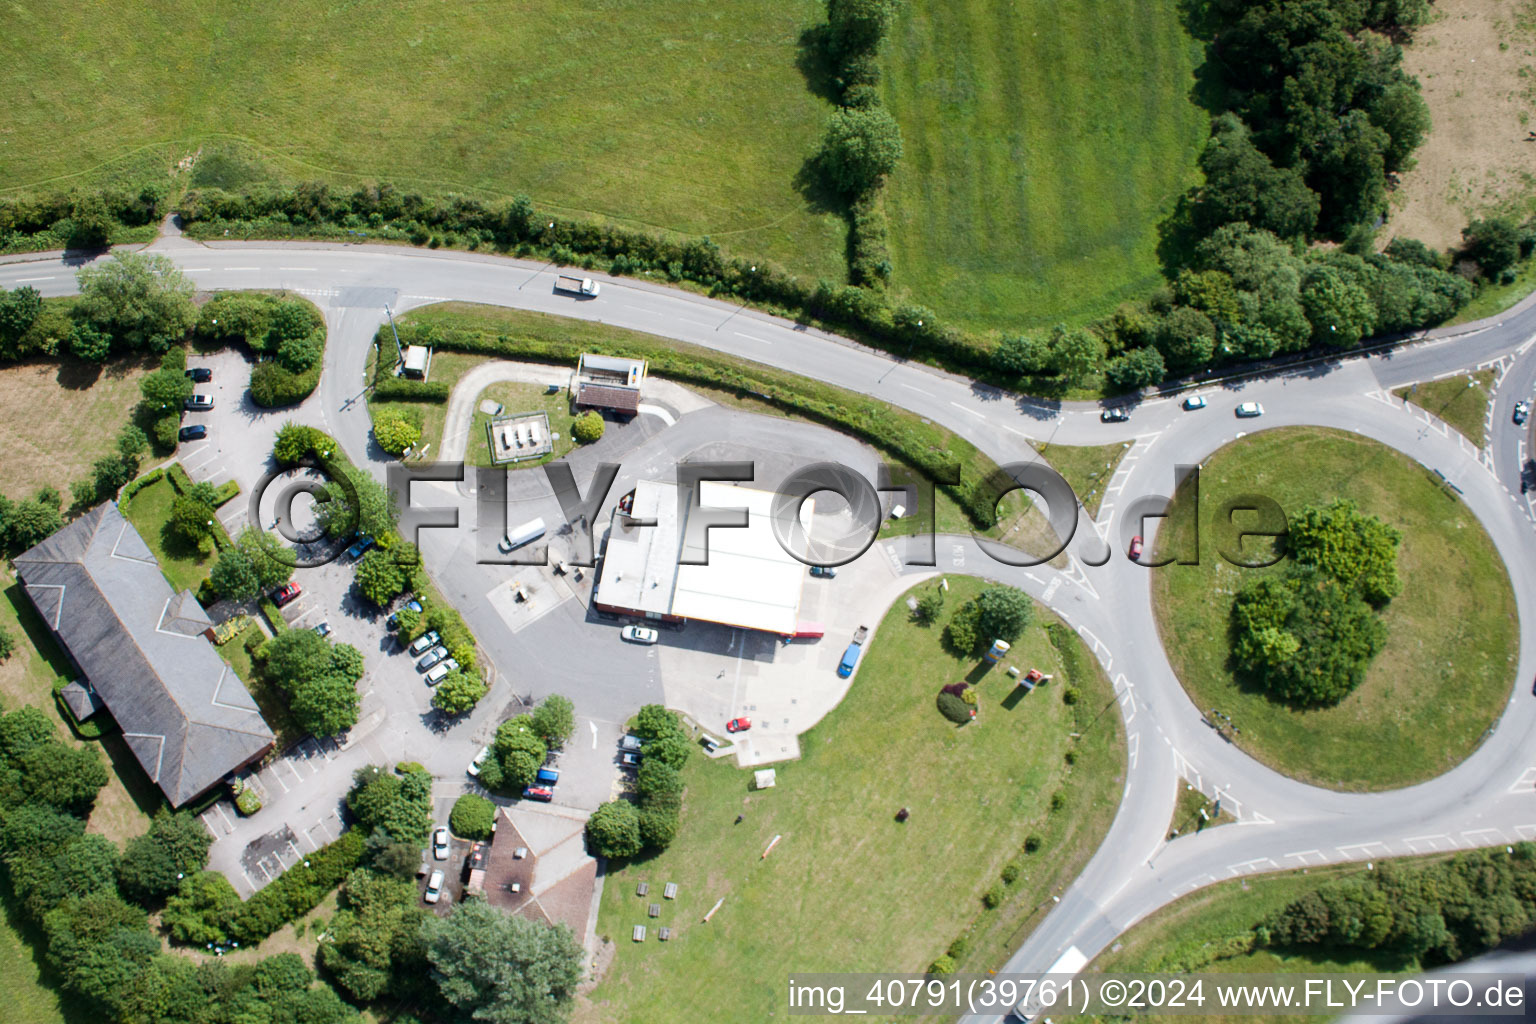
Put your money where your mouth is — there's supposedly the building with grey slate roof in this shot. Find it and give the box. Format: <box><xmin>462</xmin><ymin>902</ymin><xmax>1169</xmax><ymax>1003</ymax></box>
<box><xmin>14</xmin><ymin>502</ymin><xmax>275</xmax><ymax>806</ymax></box>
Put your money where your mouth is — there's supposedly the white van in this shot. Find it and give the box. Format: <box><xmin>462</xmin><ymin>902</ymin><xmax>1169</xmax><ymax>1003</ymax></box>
<box><xmin>498</xmin><ymin>517</ymin><xmax>547</xmax><ymax>552</ymax></box>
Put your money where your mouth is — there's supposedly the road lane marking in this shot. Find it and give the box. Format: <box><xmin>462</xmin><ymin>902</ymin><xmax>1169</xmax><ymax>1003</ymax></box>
<box><xmin>947</xmin><ymin>401</ymin><xmax>983</xmax><ymax>419</ymax></box>
<box><xmin>13</xmin><ymin>276</ymin><xmax>53</xmax><ymax>282</ymax></box>
<box><xmin>222</xmin><ymin>266</ymin><xmax>261</xmax><ymax>271</ymax></box>
<box><xmin>280</xmin><ymin>266</ymin><xmax>318</xmax><ymax>271</ymax></box>
<box><xmin>733</xmin><ymin>331</ymin><xmax>771</xmax><ymax>345</ymax></box>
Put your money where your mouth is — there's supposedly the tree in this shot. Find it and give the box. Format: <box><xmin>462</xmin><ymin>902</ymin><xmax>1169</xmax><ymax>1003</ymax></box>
<box><xmin>644</xmin><ymin>731</ymin><xmax>691</xmax><ymax>771</ymax></box>
<box><xmin>992</xmin><ymin>333</ymin><xmax>1051</xmax><ymax>376</ymax></box>
<box><xmin>277</xmin><ymin>331</ymin><xmax>322</xmax><ymax>373</ymax></box>
<box><xmin>366</xmin><ymin>830</ymin><xmax>424</xmax><ymax>880</ymax></box>
<box><xmin>632</xmin><ymin>704</ymin><xmax>682</xmax><ymax>742</ymax></box>
<box><xmin>348</xmin><ymin>765</ymin><xmax>434</xmax><ymax>843</ymax></box>
<box><xmin>1155</xmin><ymin>306</ymin><xmax>1217</xmax><ymax>372</ymax></box>
<box><xmin>1104</xmin><ymin>346</ymin><xmax>1167</xmax><ymax>391</ymax></box>
<box><xmin>1047</xmin><ymin>325</ymin><xmax>1103</xmax><ymax>387</ymax></box>
<box><xmin>170</xmin><ymin>493</ymin><xmax>217</xmax><ymax>545</ymax></box>
<box><xmin>1301</xmin><ymin>264</ymin><xmax>1377</xmax><ymax>346</ymax></box>
<box><xmin>139</xmin><ymin>365</ymin><xmax>195</xmax><ymax>409</ymax></box>
<box><xmin>291</xmin><ymin>672</ymin><xmax>362</xmax><ymax>737</ymax></box>
<box><xmin>355</xmin><ymin>548</ymin><xmax>407</xmax><ymax>606</ymax></box>
<box><xmin>973</xmin><ymin>586</ymin><xmax>1033</xmax><ymax>643</ymax></box>
<box><xmin>818</xmin><ymin>106</ymin><xmax>904</xmax><ymax>196</ymax></box>
<box><xmin>571</xmin><ymin>410</ymin><xmax>605</xmax><ymax>444</ymax></box>
<box><xmin>317</xmin><ymin>462</ymin><xmax>397</xmax><ymax>540</ymax></box>
<box><xmin>585</xmin><ymin>800</ymin><xmax>643</xmax><ymax>858</ymax></box>
<box><xmin>17</xmin><ymin>741</ymin><xmax>109</xmax><ymax>814</ymax></box>
<box><xmin>74</xmin><ymin>252</ymin><xmax>196</xmax><ymax>353</ymax></box>
<box><xmin>449</xmin><ymin>794</ymin><xmax>497</xmax><ymax>840</ymax></box>
<box><xmin>236</xmin><ymin>525</ymin><xmax>294</xmax><ymax>588</ymax></box>
<box><xmin>827</xmin><ymin>0</ymin><xmax>896</xmax><ymax>56</ymax></box>
<box><xmin>913</xmin><ymin>586</ymin><xmax>945</xmax><ymax>624</ymax></box>
<box><xmin>432</xmin><ymin>672</ymin><xmax>487</xmax><ymax>716</ymax></box>
<box><xmin>0</xmin><ymin>623</ymin><xmax>13</xmax><ymax>660</ymax></box>
<box><xmin>260</xmin><ymin>628</ymin><xmax>363</xmax><ymax>737</ymax></box>
<box><xmin>41</xmin><ymin>891</ymin><xmax>158</xmax><ymax>1013</ymax></box>
<box><xmin>210</xmin><ymin>545</ymin><xmax>262</xmax><ymax>600</ymax></box>
<box><xmin>494</xmin><ymin>716</ymin><xmax>548</xmax><ymax>791</ymax></box>
<box><xmin>117</xmin><ymin>810</ymin><xmax>213</xmax><ymax>905</ymax></box>
<box><xmin>1462</xmin><ymin>217</ymin><xmax>1529</xmax><ymax>279</ymax></box>
<box><xmin>319</xmin><ymin>868</ymin><xmax>425</xmax><ymax>1003</ymax></box>
<box><xmin>0</xmin><ymin>285</ymin><xmax>42</xmax><ymax>342</ymax></box>
<box><xmin>67</xmin><ymin>321</ymin><xmax>113</xmax><ymax>361</ymax></box>
<box><xmin>635</xmin><ymin>759</ymin><xmax>683</xmax><ymax>804</ymax></box>
<box><xmin>373</xmin><ymin>410</ymin><xmax>422</xmax><ymax>455</ymax></box>
<box><xmin>1287</xmin><ymin>500</ymin><xmax>1402</xmax><ymax>604</ymax></box>
<box><xmin>1231</xmin><ymin>569</ymin><xmax>1388</xmax><ymax>706</ymax></box>
<box><xmin>262</xmin><ymin>626</ymin><xmax>333</xmax><ymax>683</ymax></box>
<box><xmin>1194</xmin><ymin>114</ymin><xmax>1320</xmax><ymax>239</ymax></box>
<box><xmin>530</xmin><ymin>694</ymin><xmax>575</xmax><ymax>749</ymax></box>
<box><xmin>638</xmin><ymin>805</ymin><xmax>679</xmax><ymax>850</ymax></box>
<box><xmin>2</xmin><ymin>494</ymin><xmax>63</xmax><ymax>550</ymax></box>
<box><xmin>161</xmin><ymin>870</ymin><xmax>242</xmax><ymax>946</ymax></box>
<box><xmin>422</xmin><ymin>898</ymin><xmax>585</xmax><ymax>1024</ymax></box>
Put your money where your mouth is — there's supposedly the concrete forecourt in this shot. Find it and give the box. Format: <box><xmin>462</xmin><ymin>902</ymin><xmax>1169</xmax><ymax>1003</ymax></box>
<box><xmin>3</xmin><ymin>237</ymin><xmax>1536</xmax><ymax>1018</ymax></box>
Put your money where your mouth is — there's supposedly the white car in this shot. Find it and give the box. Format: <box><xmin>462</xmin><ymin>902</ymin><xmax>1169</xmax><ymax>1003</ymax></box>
<box><xmin>621</xmin><ymin>625</ymin><xmax>660</xmax><ymax>644</ymax></box>
<box><xmin>1235</xmin><ymin>401</ymin><xmax>1264</xmax><ymax>418</ymax></box>
<box><xmin>432</xmin><ymin>826</ymin><xmax>450</xmax><ymax>860</ymax></box>
<box><xmin>425</xmin><ymin>658</ymin><xmax>459</xmax><ymax>685</ymax></box>
<box><xmin>424</xmin><ymin>869</ymin><xmax>445</xmax><ymax>903</ymax></box>
<box><xmin>467</xmin><ymin>745</ymin><xmax>491</xmax><ymax>777</ymax></box>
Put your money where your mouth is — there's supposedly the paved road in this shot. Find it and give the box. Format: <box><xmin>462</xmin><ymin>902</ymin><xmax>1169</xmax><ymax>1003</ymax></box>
<box><xmin>6</xmin><ymin>240</ymin><xmax>1536</xmax><ymax>1008</ymax></box>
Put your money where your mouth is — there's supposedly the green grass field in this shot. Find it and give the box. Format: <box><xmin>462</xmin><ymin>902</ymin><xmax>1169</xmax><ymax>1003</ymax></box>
<box><xmin>879</xmin><ymin>0</ymin><xmax>1207</xmax><ymax>330</ymax></box>
<box><xmin>1393</xmin><ymin>370</ymin><xmax>1495</xmax><ymax>448</ymax></box>
<box><xmin>0</xmin><ymin>0</ymin><xmax>845</xmax><ymax>280</ymax></box>
<box><xmin>1151</xmin><ymin>427</ymin><xmax>1517</xmax><ymax>791</ymax></box>
<box><xmin>121</xmin><ymin>475</ymin><xmax>216</xmax><ymax>594</ymax></box>
<box><xmin>576</xmin><ymin>577</ymin><xmax>1124</xmax><ymax>1023</ymax></box>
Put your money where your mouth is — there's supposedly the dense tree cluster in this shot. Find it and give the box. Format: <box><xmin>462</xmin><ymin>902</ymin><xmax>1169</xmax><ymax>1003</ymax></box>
<box><xmin>422</xmin><ymin>897</ymin><xmax>585</xmax><ymax>1024</ymax></box>
<box><xmin>943</xmin><ymin>585</ymin><xmax>1034</xmax><ymax>656</ymax></box>
<box><xmin>257</xmin><ymin>627</ymin><xmax>364</xmax><ymax>737</ymax></box>
<box><xmin>0</xmin><ymin>185</ymin><xmax>165</xmax><ymax>252</ymax></box>
<box><xmin>0</xmin><ymin>486</ymin><xmax>65</xmax><ymax>553</ymax></box>
<box><xmin>210</xmin><ymin>525</ymin><xmax>294</xmax><ymax>600</ymax></box>
<box><xmin>318</xmin><ymin>867</ymin><xmax>428</xmax><ymax>1003</ymax></box>
<box><xmin>1259</xmin><ymin>844</ymin><xmax>1536</xmax><ymax>966</ymax></box>
<box><xmin>196</xmin><ymin>292</ymin><xmax>327</xmax><ymax>407</ymax></box>
<box><xmin>346</xmin><ymin>764</ymin><xmax>434</xmax><ymax>844</ymax></box>
<box><xmin>1230</xmin><ymin>501</ymin><xmax>1400</xmax><ymax>706</ymax></box>
<box><xmin>586</xmin><ymin>704</ymin><xmax>690</xmax><ymax>857</ymax></box>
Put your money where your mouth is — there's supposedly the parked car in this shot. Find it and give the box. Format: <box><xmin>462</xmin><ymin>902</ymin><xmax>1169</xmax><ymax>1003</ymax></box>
<box><xmin>620</xmin><ymin>734</ymin><xmax>643</xmax><ymax>753</ymax></box>
<box><xmin>425</xmin><ymin>659</ymin><xmax>459</xmax><ymax>685</ymax></box>
<box><xmin>1182</xmin><ymin>395</ymin><xmax>1207</xmax><ymax>410</ymax></box>
<box><xmin>185</xmin><ymin>394</ymin><xmax>214</xmax><ymax>411</ymax></box>
<box><xmin>424</xmin><ymin>869</ymin><xmax>445</xmax><ymax>903</ymax></box>
<box><xmin>809</xmin><ymin>565</ymin><xmax>837</xmax><ymax>578</ymax></box>
<box><xmin>178</xmin><ymin>424</ymin><xmax>207</xmax><ymax>442</ymax></box>
<box><xmin>467</xmin><ymin>745</ymin><xmax>490</xmax><ymax>777</ymax></box>
<box><xmin>272</xmin><ymin>582</ymin><xmax>301</xmax><ymax>608</ymax></box>
<box><xmin>1515</xmin><ymin>401</ymin><xmax>1531</xmax><ymax>425</ymax></box>
<box><xmin>621</xmin><ymin>625</ymin><xmax>659</xmax><ymax>644</ymax></box>
<box><xmin>522</xmin><ymin>786</ymin><xmax>554</xmax><ymax>802</ymax></box>
<box><xmin>387</xmin><ymin>598</ymin><xmax>423</xmax><ymax>631</ymax></box>
<box><xmin>432</xmin><ymin>827</ymin><xmax>450</xmax><ymax>861</ymax></box>
<box><xmin>408</xmin><ymin>630</ymin><xmax>441</xmax><ymax>656</ymax></box>
<box><xmin>185</xmin><ymin>367</ymin><xmax>212</xmax><ymax>383</ymax></box>
<box><xmin>619</xmin><ymin>752</ymin><xmax>641</xmax><ymax>768</ymax></box>
<box><xmin>312</xmin><ymin>621</ymin><xmax>331</xmax><ymax>637</ymax></box>
<box><xmin>1235</xmin><ymin>402</ymin><xmax>1264</xmax><ymax>418</ymax></box>
<box><xmin>726</xmin><ymin>717</ymin><xmax>751</xmax><ymax>733</ymax></box>
<box><xmin>418</xmin><ymin>646</ymin><xmax>449</xmax><ymax>671</ymax></box>
<box><xmin>1100</xmin><ymin>407</ymin><xmax>1130</xmax><ymax>423</ymax></box>
<box><xmin>345</xmin><ymin>535</ymin><xmax>375</xmax><ymax>560</ymax></box>
<box><xmin>1128</xmin><ymin>535</ymin><xmax>1144</xmax><ymax>560</ymax></box>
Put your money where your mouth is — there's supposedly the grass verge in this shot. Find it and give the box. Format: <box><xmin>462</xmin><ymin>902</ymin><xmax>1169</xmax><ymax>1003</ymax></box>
<box><xmin>1393</xmin><ymin>369</ymin><xmax>1495</xmax><ymax>448</ymax></box>
<box><xmin>575</xmin><ymin>576</ymin><xmax>1124</xmax><ymax>1023</ymax></box>
<box><xmin>1151</xmin><ymin>427</ymin><xmax>1517</xmax><ymax>790</ymax></box>
<box><xmin>879</xmin><ymin>0</ymin><xmax>1206</xmax><ymax>329</ymax></box>
<box><xmin>1038</xmin><ymin>441</ymin><xmax>1133</xmax><ymax>518</ymax></box>
<box><xmin>1451</xmin><ymin>260</ymin><xmax>1536</xmax><ymax>326</ymax></box>
<box><xmin>1166</xmin><ymin>781</ymin><xmax>1234</xmax><ymax>841</ymax></box>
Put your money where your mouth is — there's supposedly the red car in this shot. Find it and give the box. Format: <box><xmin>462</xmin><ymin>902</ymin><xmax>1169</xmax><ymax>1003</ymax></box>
<box><xmin>272</xmin><ymin>582</ymin><xmax>302</xmax><ymax>607</ymax></box>
<box><xmin>1128</xmin><ymin>536</ymin><xmax>1144</xmax><ymax>560</ymax></box>
<box><xmin>522</xmin><ymin>786</ymin><xmax>553</xmax><ymax>802</ymax></box>
<box><xmin>726</xmin><ymin>717</ymin><xmax>751</xmax><ymax>733</ymax></box>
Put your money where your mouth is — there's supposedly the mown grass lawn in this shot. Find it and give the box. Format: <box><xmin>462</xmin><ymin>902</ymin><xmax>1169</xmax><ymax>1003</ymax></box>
<box><xmin>1040</xmin><ymin>441</ymin><xmax>1133</xmax><ymax>518</ymax></box>
<box><xmin>1393</xmin><ymin>370</ymin><xmax>1495</xmax><ymax>448</ymax></box>
<box><xmin>467</xmin><ymin>381</ymin><xmax>577</xmax><ymax>469</ymax></box>
<box><xmin>0</xmin><ymin>0</ymin><xmax>845</xmax><ymax>281</ymax></box>
<box><xmin>576</xmin><ymin>576</ymin><xmax>1124</xmax><ymax>1023</ymax></box>
<box><xmin>880</xmin><ymin>0</ymin><xmax>1207</xmax><ymax>330</ymax></box>
<box><xmin>1151</xmin><ymin>427</ymin><xmax>1517</xmax><ymax>790</ymax></box>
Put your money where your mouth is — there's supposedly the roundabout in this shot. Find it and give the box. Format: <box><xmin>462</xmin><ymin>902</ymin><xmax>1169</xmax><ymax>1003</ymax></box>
<box><xmin>3</xmin><ymin>240</ymin><xmax>1536</xmax><ymax>1017</ymax></box>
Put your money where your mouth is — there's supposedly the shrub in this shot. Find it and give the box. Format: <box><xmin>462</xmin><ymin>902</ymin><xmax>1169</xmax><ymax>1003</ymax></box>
<box><xmin>234</xmin><ymin>788</ymin><xmax>262</xmax><ymax>815</ymax></box>
<box><xmin>449</xmin><ymin>794</ymin><xmax>496</xmax><ymax>840</ymax></box>
<box><xmin>1062</xmin><ymin>687</ymin><xmax>1080</xmax><ymax>705</ymax></box>
<box><xmin>1050</xmin><ymin>791</ymin><xmax>1066</xmax><ymax>812</ymax></box>
<box><xmin>1064</xmin><ymin>749</ymin><xmax>1077</xmax><ymax>765</ymax></box>
<box><xmin>572</xmin><ymin>410</ymin><xmax>605</xmax><ymax>443</ymax></box>
<box><xmin>373</xmin><ymin>408</ymin><xmax>423</xmax><ymax>455</ymax></box>
<box><xmin>1001</xmin><ymin>862</ymin><xmax>1021</xmax><ymax>884</ymax></box>
<box><xmin>1023</xmin><ymin>835</ymin><xmax>1042</xmax><ymax>853</ymax></box>
<box><xmin>936</xmin><ymin>691</ymin><xmax>971</xmax><ymax>724</ymax></box>
<box><xmin>0</xmin><ymin>624</ymin><xmax>13</xmax><ymax>660</ymax></box>
<box><xmin>530</xmin><ymin>694</ymin><xmax>576</xmax><ymax>748</ymax></box>
<box><xmin>250</xmin><ymin>360</ymin><xmax>320</xmax><ymax>407</ymax></box>
<box><xmin>947</xmin><ymin>936</ymin><xmax>969</xmax><ymax>959</ymax></box>
<box><xmin>928</xmin><ymin>954</ymin><xmax>956</xmax><ymax>976</ymax></box>
<box><xmin>432</xmin><ymin>672</ymin><xmax>487</xmax><ymax>715</ymax></box>
<box><xmin>982</xmin><ymin>883</ymin><xmax>1005</xmax><ymax>909</ymax></box>
<box><xmin>913</xmin><ymin>586</ymin><xmax>944</xmax><ymax>624</ymax></box>
<box><xmin>818</xmin><ymin>107</ymin><xmax>904</xmax><ymax>196</ymax></box>
<box><xmin>942</xmin><ymin>602</ymin><xmax>980</xmax><ymax>656</ymax></box>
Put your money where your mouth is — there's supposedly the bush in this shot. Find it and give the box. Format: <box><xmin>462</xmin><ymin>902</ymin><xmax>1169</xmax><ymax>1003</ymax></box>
<box><xmin>449</xmin><ymin>794</ymin><xmax>496</xmax><ymax>840</ymax></box>
<box><xmin>250</xmin><ymin>360</ymin><xmax>320</xmax><ymax>407</ymax></box>
<box><xmin>530</xmin><ymin>694</ymin><xmax>576</xmax><ymax>748</ymax></box>
<box><xmin>913</xmin><ymin>586</ymin><xmax>944</xmax><ymax>625</ymax></box>
<box><xmin>572</xmin><ymin>410</ymin><xmax>605</xmax><ymax>443</ymax></box>
<box><xmin>1023</xmin><ymin>835</ymin><xmax>1042</xmax><ymax>853</ymax></box>
<box><xmin>1062</xmin><ymin>687</ymin><xmax>1079</xmax><ymax>705</ymax></box>
<box><xmin>0</xmin><ymin>624</ymin><xmax>13</xmax><ymax>660</ymax></box>
<box><xmin>942</xmin><ymin>602</ymin><xmax>980</xmax><ymax>656</ymax></box>
<box><xmin>928</xmin><ymin>954</ymin><xmax>956</xmax><ymax>976</ymax></box>
<box><xmin>234</xmin><ymin>788</ymin><xmax>262</xmax><ymax>816</ymax></box>
<box><xmin>936</xmin><ymin>691</ymin><xmax>971</xmax><ymax>724</ymax></box>
<box><xmin>355</xmin><ymin>548</ymin><xmax>408</xmax><ymax>606</ymax></box>
<box><xmin>982</xmin><ymin>883</ymin><xmax>1005</xmax><ymax>909</ymax></box>
<box><xmin>431</xmin><ymin>671</ymin><xmax>486</xmax><ymax>715</ymax></box>
<box><xmin>1049</xmin><ymin>791</ymin><xmax>1067</xmax><ymax>812</ymax></box>
<box><xmin>818</xmin><ymin>107</ymin><xmax>904</xmax><ymax>197</ymax></box>
<box><xmin>373</xmin><ymin>408</ymin><xmax>423</xmax><ymax>455</ymax></box>
<box><xmin>1001</xmin><ymin>862</ymin><xmax>1020</xmax><ymax>884</ymax></box>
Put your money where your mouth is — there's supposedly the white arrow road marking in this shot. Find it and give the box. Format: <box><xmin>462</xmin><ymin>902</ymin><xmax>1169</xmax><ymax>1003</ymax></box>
<box><xmin>589</xmin><ymin>720</ymin><xmax>598</xmax><ymax>749</ymax></box>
